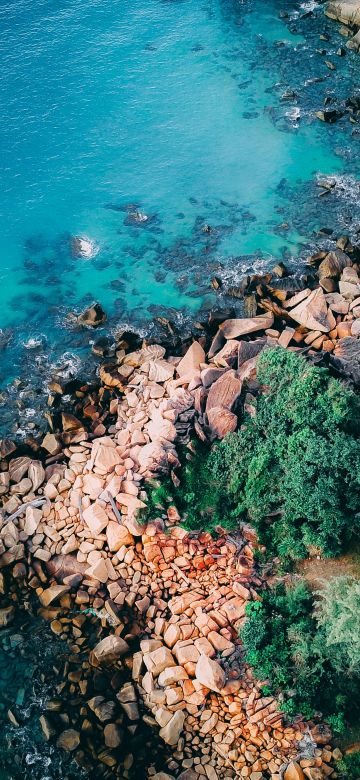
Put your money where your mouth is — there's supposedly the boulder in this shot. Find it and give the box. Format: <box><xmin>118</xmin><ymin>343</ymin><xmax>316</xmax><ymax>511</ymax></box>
<box><xmin>332</xmin><ymin>336</ymin><xmax>360</xmax><ymax>381</ymax></box>
<box><xmin>28</xmin><ymin>461</ymin><xmax>45</xmax><ymax>491</ymax></box>
<box><xmin>104</xmin><ymin>723</ymin><xmax>122</xmax><ymax>748</ymax></box>
<box><xmin>106</xmin><ymin>521</ymin><xmax>133</xmax><ymax>551</ymax></box>
<box><xmin>0</xmin><ymin>605</ymin><xmax>15</xmax><ymax>627</ymax></box>
<box><xmin>144</xmin><ymin>646</ymin><xmax>176</xmax><ymax>677</ymax></box>
<box><xmin>177</xmin><ymin>341</ymin><xmax>205</xmax><ymax>377</ymax></box>
<box><xmin>284</xmin><ymin>762</ymin><xmax>305</xmax><ymax>780</ymax></box>
<box><xmin>56</xmin><ymin>729</ymin><xmax>80</xmax><ymax>751</ymax></box>
<box><xmin>158</xmin><ymin>666</ymin><xmax>189</xmax><ymax>686</ymax></box>
<box><xmin>82</xmin><ymin>502</ymin><xmax>109</xmax><ymax>535</ymax></box>
<box><xmin>92</xmin><ymin>635</ymin><xmax>129</xmax><ymax>664</ymax></box>
<box><xmin>71</xmin><ymin>236</ymin><xmax>97</xmax><ymax>258</ymax></box>
<box><xmin>318</xmin><ymin>249</ymin><xmax>352</xmax><ymax>280</ymax></box>
<box><xmin>39</xmin><ymin>584</ymin><xmax>70</xmax><ymax>607</ymax></box>
<box><xmin>9</xmin><ymin>457</ymin><xmax>30</xmax><ymax>483</ymax></box>
<box><xmin>24</xmin><ymin>506</ymin><xmax>43</xmax><ymax>536</ymax></box>
<box><xmin>289</xmin><ymin>288</ymin><xmax>335</xmax><ymax>332</ymax></box>
<box><xmin>219</xmin><ymin>313</ymin><xmax>274</xmax><ymax>339</ymax></box>
<box><xmin>41</xmin><ymin>433</ymin><xmax>62</xmax><ymax>455</ymax></box>
<box><xmin>195</xmin><ymin>654</ymin><xmax>226</xmax><ymax>692</ymax></box>
<box><xmin>159</xmin><ymin>710</ymin><xmax>185</xmax><ymax>745</ymax></box>
<box><xmin>325</xmin><ymin>0</ymin><xmax>360</xmax><ymax>25</ymax></box>
<box><xmin>207</xmin><ymin>407</ymin><xmax>238</xmax><ymax>439</ymax></box>
<box><xmin>206</xmin><ymin>370</ymin><xmax>242</xmax><ymax>414</ymax></box>
<box><xmin>46</xmin><ymin>555</ymin><xmax>87</xmax><ymax>582</ymax></box>
<box><xmin>137</xmin><ymin>442</ymin><xmax>168</xmax><ymax>473</ymax></box>
<box><xmin>78</xmin><ymin>303</ymin><xmax>106</xmax><ymax>328</ymax></box>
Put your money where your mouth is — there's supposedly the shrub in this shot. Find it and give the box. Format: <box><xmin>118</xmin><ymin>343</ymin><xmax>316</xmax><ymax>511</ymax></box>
<box><xmin>169</xmin><ymin>348</ymin><xmax>360</xmax><ymax>560</ymax></box>
<box><xmin>315</xmin><ymin>576</ymin><xmax>360</xmax><ymax>675</ymax></box>
<box><xmin>336</xmin><ymin>751</ymin><xmax>360</xmax><ymax>780</ymax></box>
<box><xmin>240</xmin><ymin>578</ymin><xmax>360</xmax><ymax>727</ymax></box>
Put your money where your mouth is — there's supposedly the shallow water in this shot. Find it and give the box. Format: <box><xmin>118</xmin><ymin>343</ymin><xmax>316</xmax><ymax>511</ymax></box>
<box><xmin>1</xmin><ymin>0</ymin><xmax>360</xmax><ymax>410</ymax></box>
<box><xmin>0</xmin><ymin>606</ymin><xmax>82</xmax><ymax>780</ymax></box>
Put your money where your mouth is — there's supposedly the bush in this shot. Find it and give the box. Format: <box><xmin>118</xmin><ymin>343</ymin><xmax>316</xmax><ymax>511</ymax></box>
<box><xmin>315</xmin><ymin>576</ymin><xmax>360</xmax><ymax>675</ymax></box>
<box><xmin>169</xmin><ymin>348</ymin><xmax>360</xmax><ymax>560</ymax></box>
<box><xmin>240</xmin><ymin>578</ymin><xmax>360</xmax><ymax>727</ymax></box>
<box><xmin>336</xmin><ymin>751</ymin><xmax>360</xmax><ymax>779</ymax></box>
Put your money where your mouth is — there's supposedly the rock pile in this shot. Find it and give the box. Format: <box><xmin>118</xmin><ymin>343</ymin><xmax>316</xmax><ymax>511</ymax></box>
<box><xmin>0</xmin><ymin>306</ymin><xmax>347</xmax><ymax>778</ymax></box>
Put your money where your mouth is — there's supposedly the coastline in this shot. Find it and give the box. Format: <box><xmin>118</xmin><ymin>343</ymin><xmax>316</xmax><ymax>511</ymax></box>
<box><xmin>2</xmin><ymin>237</ymin><xmax>360</xmax><ymax>779</ymax></box>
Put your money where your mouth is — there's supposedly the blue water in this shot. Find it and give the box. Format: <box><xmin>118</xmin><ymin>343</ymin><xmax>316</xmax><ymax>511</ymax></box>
<box><xmin>1</xmin><ymin>0</ymin><xmax>360</xmax><ymax>418</ymax></box>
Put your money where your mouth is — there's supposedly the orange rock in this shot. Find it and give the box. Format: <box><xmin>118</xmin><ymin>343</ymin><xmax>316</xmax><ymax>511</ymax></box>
<box><xmin>195</xmin><ymin>653</ymin><xmax>226</xmax><ymax>693</ymax></box>
<box><xmin>284</xmin><ymin>762</ymin><xmax>305</xmax><ymax>780</ymax></box>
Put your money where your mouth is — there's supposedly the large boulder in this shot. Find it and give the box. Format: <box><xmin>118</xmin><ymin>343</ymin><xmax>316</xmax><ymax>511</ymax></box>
<box><xmin>195</xmin><ymin>654</ymin><xmax>226</xmax><ymax>692</ymax></box>
<box><xmin>92</xmin><ymin>635</ymin><xmax>129</xmax><ymax>664</ymax></box>
<box><xmin>207</xmin><ymin>407</ymin><xmax>238</xmax><ymax>440</ymax></box>
<box><xmin>206</xmin><ymin>370</ymin><xmax>242</xmax><ymax>414</ymax></box>
<box><xmin>78</xmin><ymin>303</ymin><xmax>106</xmax><ymax>328</ymax></box>
<box><xmin>288</xmin><ymin>288</ymin><xmax>335</xmax><ymax>332</ymax></box>
<box><xmin>177</xmin><ymin>341</ymin><xmax>205</xmax><ymax>377</ymax></box>
<box><xmin>219</xmin><ymin>313</ymin><xmax>274</xmax><ymax>339</ymax></box>
<box><xmin>326</xmin><ymin>0</ymin><xmax>360</xmax><ymax>25</ymax></box>
<box><xmin>332</xmin><ymin>336</ymin><xmax>360</xmax><ymax>382</ymax></box>
<box><xmin>284</xmin><ymin>762</ymin><xmax>305</xmax><ymax>780</ymax></box>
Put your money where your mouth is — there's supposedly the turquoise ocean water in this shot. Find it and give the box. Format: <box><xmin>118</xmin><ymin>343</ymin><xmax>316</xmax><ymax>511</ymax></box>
<box><xmin>1</xmin><ymin>0</ymin><xmax>360</xmax><ymax>402</ymax></box>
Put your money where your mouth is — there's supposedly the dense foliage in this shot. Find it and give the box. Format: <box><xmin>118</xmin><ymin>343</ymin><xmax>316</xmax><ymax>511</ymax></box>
<box><xmin>336</xmin><ymin>751</ymin><xmax>360</xmax><ymax>780</ymax></box>
<box><xmin>315</xmin><ymin>576</ymin><xmax>360</xmax><ymax>675</ymax></box>
<box><xmin>164</xmin><ymin>348</ymin><xmax>360</xmax><ymax>561</ymax></box>
<box><xmin>239</xmin><ymin>578</ymin><xmax>360</xmax><ymax>728</ymax></box>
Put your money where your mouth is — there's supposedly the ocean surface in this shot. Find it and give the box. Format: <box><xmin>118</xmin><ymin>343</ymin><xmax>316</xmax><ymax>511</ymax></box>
<box><xmin>1</xmin><ymin>0</ymin><xmax>360</xmax><ymax>419</ymax></box>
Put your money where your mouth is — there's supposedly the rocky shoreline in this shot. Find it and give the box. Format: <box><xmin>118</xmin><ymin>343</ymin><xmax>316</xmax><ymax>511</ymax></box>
<box><xmin>2</xmin><ymin>231</ymin><xmax>360</xmax><ymax>779</ymax></box>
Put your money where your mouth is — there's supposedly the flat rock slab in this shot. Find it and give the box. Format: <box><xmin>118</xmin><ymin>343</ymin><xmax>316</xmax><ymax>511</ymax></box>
<box><xmin>289</xmin><ymin>288</ymin><xmax>335</xmax><ymax>332</ymax></box>
<box><xmin>219</xmin><ymin>313</ymin><xmax>274</xmax><ymax>339</ymax></box>
<box><xmin>207</xmin><ymin>407</ymin><xmax>238</xmax><ymax>439</ymax></box>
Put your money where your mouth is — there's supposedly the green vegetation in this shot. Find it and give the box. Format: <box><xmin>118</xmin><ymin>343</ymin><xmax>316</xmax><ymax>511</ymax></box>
<box><xmin>148</xmin><ymin>347</ymin><xmax>360</xmax><ymax>561</ymax></box>
<box><xmin>336</xmin><ymin>751</ymin><xmax>360</xmax><ymax>779</ymax></box>
<box><xmin>239</xmin><ymin>578</ymin><xmax>360</xmax><ymax>728</ymax></box>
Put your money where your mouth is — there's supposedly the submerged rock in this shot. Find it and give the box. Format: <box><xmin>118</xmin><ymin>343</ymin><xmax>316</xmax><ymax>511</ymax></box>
<box><xmin>71</xmin><ymin>236</ymin><xmax>98</xmax><ymax>259</ymax></box>
<box><xmin>77</xmin><ymin>303</ymin><xmax>106</xmax><ymax>328</ymax></box>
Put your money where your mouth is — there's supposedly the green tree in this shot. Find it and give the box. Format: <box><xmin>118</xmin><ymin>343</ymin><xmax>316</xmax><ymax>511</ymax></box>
<box><xmin>315</xmin><ymin>576</ymin><xmax>360</xmax><ymax>675</ymax></box>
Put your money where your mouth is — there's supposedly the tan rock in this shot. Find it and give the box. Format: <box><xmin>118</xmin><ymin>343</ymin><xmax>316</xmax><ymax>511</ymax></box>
<box><xmin>177</xmin><ymin>342</ymin><xmax>206</xmax><ymax>377</ymax></box>
<box><xmin>137</xmin><ymin>442</ymin><xmax>168</xmax><ymax>473</ymax></box>
<box><xmin>92</xmin><ymin>635</ymin><xmax>129</xmax><ymax>664</ymax></box>
<box><xmin>24</xmin><ymin>506</ymin><xmax>43</xmax><ymax>536</ymax></box>
<box><xmin>39</xmin><ymin>585</ymin><xmax>70</xmax><ymax>607</ymax></box>
<box><xmin>106</xmin><ymin>521</ymin><xmax>133</xmax><ymax>551</ymax></box>
<box><xmin>289</xmin><ymin>288</ymin><xmax>335</xmax><ymax>332</ymax></box>
<box><xmin>144</xmin><ymin>646</ymin><xmax>176</xmax><ymax>677</ymax></box>
<box><xmin>219</xmin><ymin>314</ymin><xmax>274</xmax><ymax>339</ymax></box>
<box><xmin>82</xmin><ymin>474</ymin><xmax>104</xmax><ymax>499</ymax></box>
<box><xmin>147</xmin><ymin>359</ymin><xmax>174</xmax><ymax>383</ymax></box>
<box><xmin>158</xmin><ymin>666</ymin><xmax>190</xmax><ymax>686</ymax></box>
<box><xmin>94</xmin><ymin>443</ymin><xmax>122</xmax><ymax>472</ymax></box>
<box><xmin>85</xmin><ymin>558</ymin><xmax>109</xmax><ymax>583</ymax></box>
<box><xmin>82</xmin><ymin>502</ymin><xmax>109</xmax><ymax>535</ymax></box>
<box><xmin>284</xmin><ymin>762</ymin><xmax>305</xmax><ymax>780</ymax></box>
<box><xmin>195</xmin><ymin>654</ymin><xmax>226</xmax><ymax>692</ymax></box>
<box><xmin>159</xmin><ymin>710</ymin><xmax>185</xmax><ymax>745</ymax></box>
<box><xmin>28</xmin><ymin>461</ymin><xmax>45</xmax><ymax>491</ymax></box>
<box><xmin>42</xmin><ymin>433</ymin><xmax>62</xmax><ymax>455</ymax></box>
